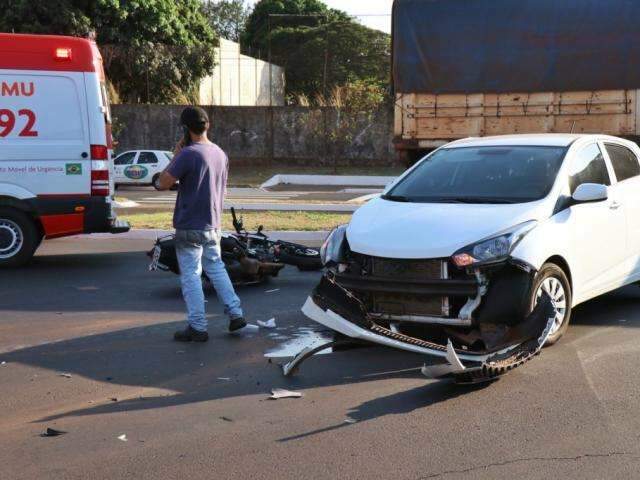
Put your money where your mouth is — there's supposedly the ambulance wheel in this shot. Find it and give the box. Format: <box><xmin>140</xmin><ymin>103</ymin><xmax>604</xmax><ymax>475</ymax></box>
<box><xmin>152</xmin><ymin>174</ymin><xmax>162</xmax><ymax>191</ymax></box>
<box><xmin>0</xmin><ymin>207</ymin><xmax>39</xmax><ymax>268</ymax></box>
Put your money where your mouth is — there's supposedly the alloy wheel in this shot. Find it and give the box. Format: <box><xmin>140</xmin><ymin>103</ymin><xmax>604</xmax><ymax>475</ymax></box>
<box><xmin>535</xmin><ymin>276</ymin><xmax>567</xmax><ymax>336</ymax></box>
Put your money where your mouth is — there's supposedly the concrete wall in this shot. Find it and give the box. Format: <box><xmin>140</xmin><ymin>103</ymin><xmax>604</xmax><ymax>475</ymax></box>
<box><xmin>199</xmin><ymin>39</ymin><xmax>285</xmax><ymax>106</ymax></box>
<box><xmin>112</xmin><ymin>104</ymin><xmax>395</xmax><ymax>166</ymax></box>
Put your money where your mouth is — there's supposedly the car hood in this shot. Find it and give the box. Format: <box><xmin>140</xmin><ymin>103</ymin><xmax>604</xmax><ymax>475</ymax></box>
<box><xmin>346</xmin><ymin>197</ymin><xmax>549</xmax><ymax>259</ymax></box>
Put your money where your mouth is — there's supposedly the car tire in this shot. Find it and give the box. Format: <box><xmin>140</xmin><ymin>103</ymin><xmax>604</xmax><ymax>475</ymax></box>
<box><xmin>529</xmin><ymin>263</ymin><xmax>572</xmax><ymax>346</ymax></box>
<box><xmin>152</xmin><ymin>174</ymin><xmax>162</xmax><ymax>191</ymax></box>
<box><xmin>0</xmin><ymin>207</ymin><xmax>40</xmax><ymax>268</ymax></box>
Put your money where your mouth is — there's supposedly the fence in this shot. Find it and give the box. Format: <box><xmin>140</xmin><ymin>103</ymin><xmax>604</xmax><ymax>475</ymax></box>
<box><xmin>111</xmin><ymin>104</ymin><xmax>396</xmax><ymax>166</ymax></box>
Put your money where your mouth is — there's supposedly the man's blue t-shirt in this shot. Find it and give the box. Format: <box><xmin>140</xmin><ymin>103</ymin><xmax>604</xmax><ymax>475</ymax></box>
<box><xmin>166</xmin><ymin>142</ymin><xmax>228</xmax><ymax>231</ymax></box>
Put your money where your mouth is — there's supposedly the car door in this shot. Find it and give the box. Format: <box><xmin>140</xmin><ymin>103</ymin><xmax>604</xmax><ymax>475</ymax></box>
<box><xmin>113</xmin><ymin>151</ymin><xmax>137</xmax><ymax>183</ymax></box>
<box><xmin>602</xmin><ymin>141</ymin><xmax>640</xmax><ymax>284</ymax></box>
<box><xmin>135</xmin><ymin>151</ymin><xmax>160</xmax><ymax>184</ymax></box>
<box><xmin>565</xmin><ymin>142</ymin><xmax>627</xmax><ymax>302</ymax></box>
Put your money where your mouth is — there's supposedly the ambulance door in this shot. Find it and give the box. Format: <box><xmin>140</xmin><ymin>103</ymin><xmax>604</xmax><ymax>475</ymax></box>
<box><xmin>0</xmin><ymin>71</ymin><xmax>90</xmax><ymax>196</ymax></box>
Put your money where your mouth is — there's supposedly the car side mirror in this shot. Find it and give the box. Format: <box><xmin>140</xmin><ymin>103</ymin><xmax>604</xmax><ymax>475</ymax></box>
<box><xmin>572</xmin><ymin>183</ymin><xmax>608</xmax><ymax>204</ymax></box>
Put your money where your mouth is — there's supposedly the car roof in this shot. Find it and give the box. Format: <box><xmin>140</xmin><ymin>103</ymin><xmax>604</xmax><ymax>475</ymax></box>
<box><xmin>444</xmin><ymin>134</ymin><xmax>628</xmax><ymax>148</ymax></box>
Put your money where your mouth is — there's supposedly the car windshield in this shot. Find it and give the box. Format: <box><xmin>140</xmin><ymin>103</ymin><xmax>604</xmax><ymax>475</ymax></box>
<box><xmin>385</xmin><ymin>146</ymin><xmax>567</xmax><ymax>204</ymax></box>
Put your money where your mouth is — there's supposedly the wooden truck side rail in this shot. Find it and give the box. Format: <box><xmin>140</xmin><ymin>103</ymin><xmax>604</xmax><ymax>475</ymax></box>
<box><xmin>394</xmin><ymin>90</ymin><xmax>640</xmax><ymax>162</ymax></box>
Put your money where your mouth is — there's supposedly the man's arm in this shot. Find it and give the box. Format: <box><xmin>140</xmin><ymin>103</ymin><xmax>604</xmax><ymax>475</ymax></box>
<box><xmin>158</xmin><ymin>170</ymin><xmax>177</xmax><ymax>191</ymax></box>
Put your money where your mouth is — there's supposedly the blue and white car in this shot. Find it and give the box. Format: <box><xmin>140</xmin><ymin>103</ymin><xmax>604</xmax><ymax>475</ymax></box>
<box><xmin>113</xmin><ymin>150</ymin><xmax>173</xmax><ymax>190</ymax></box>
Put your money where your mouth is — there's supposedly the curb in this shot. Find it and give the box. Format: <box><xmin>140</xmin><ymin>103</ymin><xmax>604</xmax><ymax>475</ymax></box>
<box><xmin>261</xmin><ymin>174</ymin><xmax>396</xmax><ymax>189</ymax></box>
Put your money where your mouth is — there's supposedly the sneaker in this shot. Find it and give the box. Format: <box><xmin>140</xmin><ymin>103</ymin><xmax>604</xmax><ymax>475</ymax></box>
<box><xmin>174</xmin><ymin>326</ymin><xmax>209</xmax><ymax>343</ymax></box>
<box><xmin>229</xmin><ymin>317</ymin><xmax>247</xmax><ymax>332</ymax></box>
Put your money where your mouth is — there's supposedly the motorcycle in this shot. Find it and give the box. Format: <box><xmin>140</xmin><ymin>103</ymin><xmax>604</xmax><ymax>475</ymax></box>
<box><xmin>147</xmin><ymin>208</ymin><xmax>323</xmax><ymax>285</ymax></box>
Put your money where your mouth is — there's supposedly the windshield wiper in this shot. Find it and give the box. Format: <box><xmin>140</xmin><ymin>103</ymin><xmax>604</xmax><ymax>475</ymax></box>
<box><xmin>430</xmin><ymin>197</ymin><xmax>518</xmax><ymax>204</ymax></box>
<box><xmin>381</xmin><ymin>194</ymin><xmax>411</xmax><ymax>202</ymax></box>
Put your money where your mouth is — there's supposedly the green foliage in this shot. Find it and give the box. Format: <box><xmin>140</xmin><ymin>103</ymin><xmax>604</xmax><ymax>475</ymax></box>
<box><xmin>202</xmin><ymin>0</ymin><xmax>251</xmax><ymax>42</ymax></box>
<box><xmin>0</xmin><ymin>0</ymin><xmax>217</xmax><ymax>104</ymax></box>
<box><xmin>241</xmin><ymin>0</ymin><xmax>390</xmax><ymax>100</ymax></box>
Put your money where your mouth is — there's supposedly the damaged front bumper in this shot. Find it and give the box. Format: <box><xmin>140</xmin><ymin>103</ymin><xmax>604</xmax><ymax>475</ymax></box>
<box><xmin>300</xmin><ymin>256</ymin><xmax>556</xmax><ymax>383</ymax></box>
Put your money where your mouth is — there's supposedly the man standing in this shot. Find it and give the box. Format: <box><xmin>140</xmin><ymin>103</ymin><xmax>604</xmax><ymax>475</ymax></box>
<box><xmin>158</xmin><ymin>106</ymin><xmax>246</xmax><ymax>341</ymax></box>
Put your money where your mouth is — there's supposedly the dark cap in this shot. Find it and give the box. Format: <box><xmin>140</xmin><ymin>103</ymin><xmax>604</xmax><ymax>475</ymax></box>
<box><xmin>180</xmin><ymin>106</ymin><xmax>209</xmax><ymax>131</ymax></box>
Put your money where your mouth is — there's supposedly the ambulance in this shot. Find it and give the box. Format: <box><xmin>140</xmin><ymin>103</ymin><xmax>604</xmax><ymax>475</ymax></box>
<box><xmin>0</xmin><ymin>33</ymin><xmax>129</xmax><ymax>267</ymax></box>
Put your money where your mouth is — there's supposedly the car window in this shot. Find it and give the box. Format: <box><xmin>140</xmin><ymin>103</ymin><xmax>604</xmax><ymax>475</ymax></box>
<box><xmin>137</xmin><ymin>152</ymin><xmax>158</xmax><ymax>164</ymax></box>
<box><xmin>605</xmin><ymin>143</ymin><xmax>640</xmax><ymax>182</ymax></box>
<box><xmin>386</xmin><ymin>146</ymin><xmax>567</xmax><ymax>203</ymax></box>
<box><xmin>568</xmin><ymin>144</ymin><xmax>611</xmax><ymax>193</ymax></box>
<box><xmin>114</xmin><ymin>152</ymin><xmax>136</xmax><ymax>165</ymax></box>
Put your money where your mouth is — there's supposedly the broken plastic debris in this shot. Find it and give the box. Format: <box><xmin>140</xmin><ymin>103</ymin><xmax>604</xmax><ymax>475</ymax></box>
<box><xmin>58</xmin><ymin>373</ymin><xmax>72</xmax><ymax>378</ymax></box>
<box><xmin>265</xmin><ymin>289</ymin><xmax>280</xmax><ymax>294</ymax></box>
<box><xmin>257</xmin><ymin>318</ymin><xmax>277</xmax><ymax>329</ymax></box>
<box><xmin>41</xmin><ymin>428</ymin><xmax>66</xmax><ymax>437</ymax></box>
<box><xmin>117</xmin><ymin>434</ymin><xmax>128</xmax><ymax>442</ymax></box>
<box><xmin>269</xmin><ymin>388</ymin><xmax>303</xmax><ymax>400</ymax></box>
<box><xmin>344</xmin><ymin>418</ymin><xmax>357</xmax><ymax>424</ymax></box>
<box><xmin>233</xmin><ymin>323</ymin><xmax>259</xmax><ymax>333</ymax></box>
<box><xmin>220</xmin><ymin>416</ymin><xmax>233</xmax><ymax>422</ymax></box>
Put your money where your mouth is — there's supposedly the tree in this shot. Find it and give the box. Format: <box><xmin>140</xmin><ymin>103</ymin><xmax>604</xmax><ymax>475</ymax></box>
<box><xmin>0</xmin><ymin>0</ymin><xmax>217</xmax><ymax>104</ymax></box>
<box><xmin>241</xmin><ymin>0</ymin><xmax>390</xmax><ymax>101</ymax></box>
<box><xmin>202</xmin><ymin>0</ymin><xmax>251</xmax><ymax>43</ymax></box>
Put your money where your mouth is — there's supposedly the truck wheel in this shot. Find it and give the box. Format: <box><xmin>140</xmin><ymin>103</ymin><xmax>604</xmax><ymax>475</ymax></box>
<box><xmin>152</xmin><ymin>174</ymin><xmax>162</xmax><ymax>191</ymax></box>
<box><xmin>0</xmin><ymin>208</ymin><xmax>39</xmax><ymax>268</ymax></box>
<box><xmin>529</xmin><ymin>263</ymin><xmax>572</xmax><ymax>346</ymax></box>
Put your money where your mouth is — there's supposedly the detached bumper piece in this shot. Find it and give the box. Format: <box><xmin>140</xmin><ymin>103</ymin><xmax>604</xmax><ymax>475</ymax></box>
<box><xmin>300</xmin><ymin>272</ymin><xmax>555</xmax><ymax>383</ymax></box>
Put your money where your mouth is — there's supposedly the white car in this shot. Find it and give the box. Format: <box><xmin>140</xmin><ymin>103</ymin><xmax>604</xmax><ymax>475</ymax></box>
<box><xmin>113</xmin><ymin>150</ymin><xmax>173</xmax><ymax>190</ymax></box>
<box><xmin>303</xmin><ymin>134</ymin><xmax>640</xmax><ymax>381</ymax></box>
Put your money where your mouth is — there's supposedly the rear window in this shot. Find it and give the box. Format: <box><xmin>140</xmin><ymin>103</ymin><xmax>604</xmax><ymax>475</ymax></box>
<box><xmin>605</xmin><ymin>143</ymin><xmax>640</xmax><ymax>182</ymax></box>
<box><xmin>137</xmin><ymin>152</ymin><xmax>158</xmax><ymax>164</ymax></box>
<box><xmin>387</xmin><ymin>146</ymin><xmax>567</xmax><ymax>203</ymax></box>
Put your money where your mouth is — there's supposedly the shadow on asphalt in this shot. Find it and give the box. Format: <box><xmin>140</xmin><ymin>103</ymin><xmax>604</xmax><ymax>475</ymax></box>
<box><xmin>4</xmin><ymin>322</ymin><xmax>452</xmax><ymax>424</ymax></box>
<box><xmin>277</xmin><ymin>382</ymin><xmax>492</xmax><ymax>442</ymax></box>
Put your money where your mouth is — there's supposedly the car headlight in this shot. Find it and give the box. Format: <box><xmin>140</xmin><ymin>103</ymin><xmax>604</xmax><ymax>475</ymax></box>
<box><xmin>320</xmin><ymin>225</ymin><xmax>348</xmax><ymax>266</ymax></box>
<box><xmin>452</xmin><ymin>221</ymin><xmax>537</xmax><ymax>267</ymax></box>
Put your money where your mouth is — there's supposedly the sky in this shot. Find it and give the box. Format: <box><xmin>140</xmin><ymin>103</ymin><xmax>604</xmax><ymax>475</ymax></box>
<box><xmin>244</xmin><ymin>0</ymin><xmax>393</xmax><ymax>33</ymax></box>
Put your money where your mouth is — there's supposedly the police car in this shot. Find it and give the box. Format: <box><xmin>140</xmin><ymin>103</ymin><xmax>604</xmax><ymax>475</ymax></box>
<box><xmin>113</xmin><ymin>150</ymin><xmax>173</xmax><ymax>190</ymax></box>
<box><xmin>0</xmin><ymin>33</ymin><xmax>129</xmax><ymax>267</ymax></box>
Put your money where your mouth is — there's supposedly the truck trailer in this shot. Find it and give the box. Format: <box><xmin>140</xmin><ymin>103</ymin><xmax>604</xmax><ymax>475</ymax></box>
<box><xmin>392</xmin><ymin>0</ymin><xmax>640</xmax><ymax>163</ymax></box>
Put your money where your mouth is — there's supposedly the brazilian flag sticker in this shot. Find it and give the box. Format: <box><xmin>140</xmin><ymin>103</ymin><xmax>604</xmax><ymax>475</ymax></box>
<box><xmin>66</xmin><ymin>163</ymin><xmax>82</xmax><ymax>175</ymax></box>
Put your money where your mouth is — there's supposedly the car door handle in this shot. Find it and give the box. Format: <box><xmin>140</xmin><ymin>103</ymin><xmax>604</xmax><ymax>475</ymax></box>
<box><xmin>610</xmin><ymin>201</ymin><xmax>622</xmax><ymax>210</ymax></box>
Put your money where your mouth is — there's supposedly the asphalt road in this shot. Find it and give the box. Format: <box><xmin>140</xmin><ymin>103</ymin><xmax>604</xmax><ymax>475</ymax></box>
<box><xmin>2</xmin><ymin>237</ymin><xmax>640</xmax><ymax>479</ymax></box>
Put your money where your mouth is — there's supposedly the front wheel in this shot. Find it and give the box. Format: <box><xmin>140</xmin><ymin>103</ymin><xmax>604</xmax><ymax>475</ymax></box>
<box><xmin>0</xmin><ymin>207</ymin><xmax>40</xmax><ymax>268</ymax></box>
<box><xmin>152</xmin><ymin>174</ymin><xmax>162</xmax><ymax>191</ymax></box>
<box><xmin>277</xmin><ymin>243</ymin><xmax>322</xmax><ymax>271</ymax></box>
<box><xmin>530</xmin><ymin>263</ymin><xmax>572</xmax><ymax>346</ymax></box>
